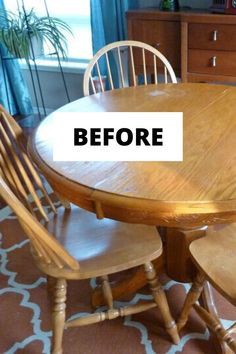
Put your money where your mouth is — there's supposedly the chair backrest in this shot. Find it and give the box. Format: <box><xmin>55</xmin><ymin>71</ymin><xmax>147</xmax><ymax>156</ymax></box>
<box><xmin>0</xmin><ymin>105</ymin><xmax>27</xmax><ymax>147</ymax></box>
<box><xmin>0</xmin><ymin>175</ymin><xmax>79</xmax><ymax>271</ymax></box>
<box><xmin>0</xmin><ymin>108</ymin><xmax>56</xmax><ymax>222</ymax></box>
<box><xmin>83</xmin><ymin>40</ymin><xmax>177</xmax><ymax>96</ymax></box>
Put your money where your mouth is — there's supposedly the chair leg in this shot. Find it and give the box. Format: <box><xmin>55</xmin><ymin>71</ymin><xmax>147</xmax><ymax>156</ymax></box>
<box><xmin>193</xmin><ymin>304</ymin><xmax>236</xmax><ymax>353</ymax></box>
<box><xmin>51</xmin><ymin>278</ymin><xmax>67</xmax><ymax>354</ymax></box>
<box><xmin>144</xmin><ymin>262</ymin><xmax>180</xmax><ymax>344</ymax></box>
<box><xmin>177</xmin><ymin>272</ymin><xmax>205</xmax><ymax>332</ymax></box>
<box><xmin>100</xmin><ymin>275</ymin><xmax>114</xmax><ymax>309</ymax></box>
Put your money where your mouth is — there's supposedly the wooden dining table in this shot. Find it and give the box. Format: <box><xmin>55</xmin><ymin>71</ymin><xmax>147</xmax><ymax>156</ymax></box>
<box><xmin>29</xmin><ymin>83</ymin><xmax>236</xmax><ymax>353</ymax></box>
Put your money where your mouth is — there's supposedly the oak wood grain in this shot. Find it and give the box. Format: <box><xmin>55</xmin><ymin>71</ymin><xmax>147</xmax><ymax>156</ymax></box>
<box><xmin>0</xmin><ymin>108</ymin><xmax>180</xmax><ymax>351</ymax></box>
<box><xmin>29</xmin><ymin>83</ymin><xmax>236</xmax><ymax>228</ymax></box>
<box><xmin>177</xmin><ymin>225</ymin><xmax>236</xmax><ymax>353</ymax></box>
<box><xmin>190</xmin><ymin>224</ymin><xmax>236</xmax><ymax>306</ymax></box>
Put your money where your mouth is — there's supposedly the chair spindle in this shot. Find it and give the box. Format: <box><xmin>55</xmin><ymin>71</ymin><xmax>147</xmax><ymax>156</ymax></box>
<box><xmin>117</xmin><ymin>47</ymin><xmax>125</xmax><ymax>88</ymax></box>
<box><xmin>105</xmin><ymin>52</ymin><xmax>114</xmax><ymax>90</ymax></box>
<box><xmin>130</xmin><ymin>46</ymin><xmax>137</xmax><ymax>87</ymax></box>
<box><xmin>142</xmin><ymin>48</ymin><xmax>147</xmax><ymax>85</ymax></box>
<box><xmin>96</xmin><ymin>61</ymin><xmax>105</xmax><ymax>92</ymax></box>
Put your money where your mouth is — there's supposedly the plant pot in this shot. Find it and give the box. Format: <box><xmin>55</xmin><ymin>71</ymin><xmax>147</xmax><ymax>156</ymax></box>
<box><xmin>159</xmin><ymin>0</ymin><xmax>179</xmax><ymax>11</ymax></box>
<box><xmin>29</xmin><ymin>36</ymin><xmax>44</xmax><ymax>59</ymax></box>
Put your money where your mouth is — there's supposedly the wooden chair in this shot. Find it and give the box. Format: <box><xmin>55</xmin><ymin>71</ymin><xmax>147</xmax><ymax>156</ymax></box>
<box><xmin>0</xmin><ymin>107</ymin><xmax>56</xmax><ymax>221</ymax></box>
<box><xmin>177</xmin><ymin>225</ymin><xmax>236</xmax><ymax>352</ymax></box>
<box><xmin>0</xmin><ymin>110</ymin><xmax>180</xmax><ymax>353</ymax></box>
<box><xmin>83</xmin><ymin>40</ymin><xmax>177</xmax><ymax>96</ymax></box>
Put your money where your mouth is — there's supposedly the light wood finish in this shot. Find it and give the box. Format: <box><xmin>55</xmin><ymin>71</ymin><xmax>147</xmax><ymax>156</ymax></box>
<box><xmin>100</xmin><ymin>275</ymin><xmax>114</xmax><ymax>309</ymax></box>
<box><xmin>0</xmin><ymin>108</ymin><xmax>56</xmax><ymax>221</ymax></box>
<box><xmin>127</xmin><ymin>9</ymin><xmax>236</xmax><ymax>83</ymax></box>
<box><xmin>0</xmin><ymin>178</ymin><xmax>180</xmax><ymax>351</ymax></box>
<box><xmin>29</xmin><ymin>83</ymin><xmax>236</xmax><ymax>353</ymax></box>
<box><xmin>83</xmin><ymin>40</ymin><xmax>177</xmax><ymax>96</ymax></box>
<box><xmin>92</xmin><ymin>253</ymin><xmax>165</xmax><ymax>308</ymax></box>
<box><xmin>30</xmin><ymin>84</ymin><xmax>236</xmax><ymax>229</ymax></box>
<box><xmin>0</xmin><ymin>108</ymin><xmax>180</xmax><ymax>352</ymax></box>
<box><xmin>52</xmin><ymin>279</ymin><xmax>67</xmax><ymax>354</ymax></box>
<box><xmin>41</xmin><ymin>204</ymin><xmax>163</xmax><ymax>280</ymax></box>
<box><xmin>193</xmin><ymin>303</ymin><xmax>236</xmax><ymax>353</ymax></box>
<box><xmin>0</xmin><ymin>108</ymin><xmax>178</xmax><ymax>348</ymax></box>
<box><xmin>200</xmin><ymin>281</ymin><xmax>234</xmax><ymax>354</ymax></box>
<box><xmin>145</xmin><ymin>262</ymin><xmax>179</xmax><ymax>345</ymax></box>
<box><xmin>178</xmin><ymin>224</ymin><xmax>236</xmax><ymax>353</ymax></box>
<box><xmin>0</xmin><ymin>104</ymin><xmax>27</xmax><ymax>147</ymax></box>
<box><xmin>177</xmin><ymin>272</ymin><xmax>205</xmax><ymax>331</ymax></box>
<box><xmin>191</xmin><ymin>225</ymin><xmax>236</xmax><ymax>306</ymax></box>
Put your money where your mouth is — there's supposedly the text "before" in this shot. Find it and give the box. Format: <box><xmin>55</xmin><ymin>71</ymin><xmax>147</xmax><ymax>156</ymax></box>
<box><xmin>74</xmin><ymin>128</ymin><xmax>163</xmax><ymax>147</ymax></box>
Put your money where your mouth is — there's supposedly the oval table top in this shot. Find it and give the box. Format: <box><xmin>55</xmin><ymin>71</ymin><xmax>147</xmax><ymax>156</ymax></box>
<box><xmin>30</xmin><ymin>83</ymin><xmax>236</xmax><ymax>227</ymax></box>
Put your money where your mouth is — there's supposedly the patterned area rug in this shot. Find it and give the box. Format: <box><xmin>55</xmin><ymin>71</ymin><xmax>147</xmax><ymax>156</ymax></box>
<box><xmin>0</xmin><ymin>202</ymin><xmax>236</xmax><ymax>354</ymax></box>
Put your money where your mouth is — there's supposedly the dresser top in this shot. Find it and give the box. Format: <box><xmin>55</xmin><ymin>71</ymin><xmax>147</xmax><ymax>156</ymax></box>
<box><xmin>127</xmin><ymin>8</ymin><xmax>236</xmax><ymax>24</ymax></box>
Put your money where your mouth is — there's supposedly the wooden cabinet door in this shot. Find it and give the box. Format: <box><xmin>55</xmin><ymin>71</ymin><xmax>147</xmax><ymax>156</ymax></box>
<box><xmin>128</xmin><ymin>19</ymin><xmax>180</xmax><ymax>73</ymax></box>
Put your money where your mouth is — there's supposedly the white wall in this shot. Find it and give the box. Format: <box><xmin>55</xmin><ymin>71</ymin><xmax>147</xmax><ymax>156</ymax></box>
<box><xmin>22</xmin><ymin>67</ymin><xmax>84</xmax><ymax>114</ymax></box>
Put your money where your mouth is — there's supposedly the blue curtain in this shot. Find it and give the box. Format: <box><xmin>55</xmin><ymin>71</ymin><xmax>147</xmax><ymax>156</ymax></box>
<box><xmin>0</xmin><ymin>0</ymin><xmax>33</xmax><ymax>116</ymax></box>
<box><xmin>90</xmin><ymin>0</ymin><xmax>159</xmax><ymax>87</ymax></box>
<box><xmin>91</xmin><ymin>0</ymin><xmax>138</xmax><ymax>55</ymax></box>
<box><xmin>90</xmin><ymin>0</ymin><xmax>159</xmax><ymax>53</ymax></box>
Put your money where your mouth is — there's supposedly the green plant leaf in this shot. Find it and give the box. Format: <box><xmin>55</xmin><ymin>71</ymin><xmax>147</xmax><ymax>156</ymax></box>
<box><xmin>0</xmin><ymin>8</ymin><xmax>72</xmax><ymax>59</ymax></box>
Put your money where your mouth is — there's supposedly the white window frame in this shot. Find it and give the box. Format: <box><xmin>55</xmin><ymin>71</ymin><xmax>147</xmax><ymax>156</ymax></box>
<box><xmin>3</xmin><ymin>0</ymin><xmax>92</xmax><ymax>73</ymax></box>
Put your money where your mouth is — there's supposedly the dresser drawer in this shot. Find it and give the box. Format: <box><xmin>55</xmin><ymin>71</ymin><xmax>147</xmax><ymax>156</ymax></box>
<box><xmin>188</xmin><ymin>49</ymin><xmax>236</xmax><ymax>76</ymax></box>
<box><xmin>130</xmin><ymin>19</ymin><xmax>180</xmax><ymax>70</ymax></box>
<box><xmin>189</xmin><ymin>23</ymin><xmax>236</xmax><ymax>51</ymax></box>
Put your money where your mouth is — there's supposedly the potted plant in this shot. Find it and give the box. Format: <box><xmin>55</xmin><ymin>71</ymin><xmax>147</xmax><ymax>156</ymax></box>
<box><xmin>0</xmin><ymin>8</ymin><xmax>72</xmax><ymax>60</ymax></box>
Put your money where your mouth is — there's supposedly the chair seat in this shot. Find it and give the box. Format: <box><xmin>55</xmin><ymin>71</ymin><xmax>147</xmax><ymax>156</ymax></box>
<box><xmin>190</xmin><ymin>223</ymin><xmax>236</xmax><ymax>306</ymax></box>
<box><xmin>42</xmin><ymin>205</ymin><xmax>162</xmax><ymax>279</ymax></box>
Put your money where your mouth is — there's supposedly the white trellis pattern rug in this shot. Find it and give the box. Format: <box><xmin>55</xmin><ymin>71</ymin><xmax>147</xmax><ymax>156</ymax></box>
<box><xmin>0</xmin><ymin>202</ymin><xmax>235</xmax><ymax>354</ymax></box>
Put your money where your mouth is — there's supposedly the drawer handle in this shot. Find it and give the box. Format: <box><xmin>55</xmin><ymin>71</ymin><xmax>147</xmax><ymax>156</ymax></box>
<box><xmin>212</xmin><ymin>30</ymin><xmax>218</xmax><ymax>41</ymax></box>
<box><xmin>211</xmin><ymin>56</ymin><xmax>217</xmax><ymax>67</ymax></box>
<box><xmin>153</xmin><ymin>43</ymin><xmax>161</xmax><ymax>48</ymax></box>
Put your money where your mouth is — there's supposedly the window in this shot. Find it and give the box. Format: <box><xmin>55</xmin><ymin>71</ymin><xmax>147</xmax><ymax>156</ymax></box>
<box><xmin>4</xmin><ymin>0</ymin><xmax>93</xmax><ymax>61</ymax></box>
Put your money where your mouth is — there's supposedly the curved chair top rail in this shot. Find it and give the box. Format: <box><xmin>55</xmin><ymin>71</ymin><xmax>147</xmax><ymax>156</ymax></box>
<box><xmin>83</xmin><ymin>40</ymin><xmax>177</xmax><ymax>96</ymax></box>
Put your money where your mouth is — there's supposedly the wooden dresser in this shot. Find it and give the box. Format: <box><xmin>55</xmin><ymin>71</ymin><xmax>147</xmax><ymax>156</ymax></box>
<box><xmin>127</xmin><ymin>9</ymin><xmax>236</xmax><ymax>83</ymax></box>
